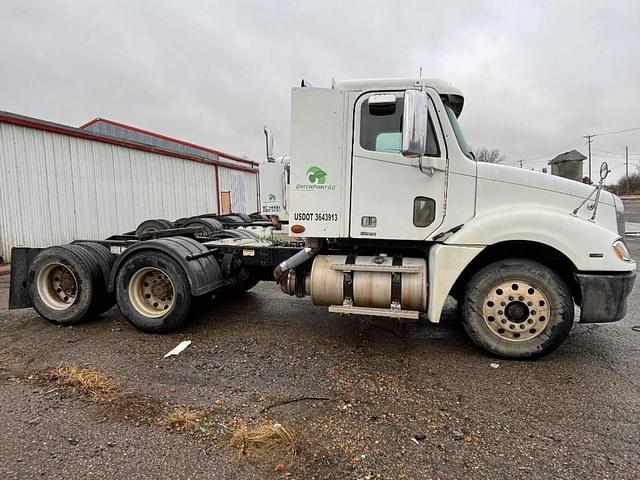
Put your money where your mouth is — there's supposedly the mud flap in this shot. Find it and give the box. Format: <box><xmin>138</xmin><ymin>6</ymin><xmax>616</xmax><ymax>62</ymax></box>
<box><xmin>8</xmin><ymin>247</ymin><xmax>43</xmax><ymax>309</ymax></box>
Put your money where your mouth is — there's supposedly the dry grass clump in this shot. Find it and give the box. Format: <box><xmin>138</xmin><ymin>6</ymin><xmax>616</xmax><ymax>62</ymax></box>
<box><xmin>39</xmin><ymin>365</ymin><xmax>124</xmax><ymax>400</ymax></box>
<box><xmin>158</xmin><ymin>406</ymin><xmax>204</xmax><ymax>432</ymax></box>
<box><xmin>231</xmin><ymin>422</ymin><xmax>299</xmax><ymax>460</ymax></box>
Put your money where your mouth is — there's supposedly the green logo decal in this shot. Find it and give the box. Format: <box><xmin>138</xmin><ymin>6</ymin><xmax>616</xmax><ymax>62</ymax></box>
<box><xmin>267</xmin><ymin>193</ymin><xmax>277</xmax><ymax>201</ymax></box>
<box><xmin>306</xmin><ymin>166</ymin><xmax>327</xmax><ymax>185</ymax></box>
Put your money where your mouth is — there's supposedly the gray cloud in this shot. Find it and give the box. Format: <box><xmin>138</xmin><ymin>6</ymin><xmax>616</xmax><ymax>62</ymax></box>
<box><xmin>1</xmin><ymin>0</ymin><xmax>639</xmax><ymax>182</ymax></box>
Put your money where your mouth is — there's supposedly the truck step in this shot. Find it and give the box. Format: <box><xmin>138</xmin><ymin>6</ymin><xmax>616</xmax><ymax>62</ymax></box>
<box><xmin>328</xmin><ymin>305</ymin><xmax>421</xmax><ymax>320</ymax></box>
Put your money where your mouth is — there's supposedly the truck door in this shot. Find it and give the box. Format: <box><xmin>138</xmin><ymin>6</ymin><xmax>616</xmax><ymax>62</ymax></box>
<box><xmin>350</xmin><ymin>91</ymin><xmax>447</xmax><ymax>240</ymax></box>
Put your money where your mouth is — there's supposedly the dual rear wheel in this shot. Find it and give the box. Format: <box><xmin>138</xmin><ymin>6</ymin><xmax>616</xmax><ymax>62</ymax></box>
<box><xmin>115</xmin><ymin>252</ymin><xmax>192</xmax><ymax>333</ymax></box>
<box><xmin>29</xmin><ymin>243</ymin><xmax>115</xmax><ymax>325</ymax></box>
<box><xmin>29</xmin><ymin>246</ymin><xmax>194</xmax><ymax>333</ymax></box>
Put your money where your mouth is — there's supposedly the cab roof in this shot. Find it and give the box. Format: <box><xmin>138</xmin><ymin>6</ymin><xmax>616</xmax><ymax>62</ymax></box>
<box><xmin>332</xmin><ymin>77</ymin><xmax>464</xmax><ymax>116</ymax></box>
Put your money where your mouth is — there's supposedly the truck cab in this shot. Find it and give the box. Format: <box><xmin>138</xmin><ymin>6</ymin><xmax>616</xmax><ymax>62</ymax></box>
<box><xmin>279</xmin><ymin>77</ymin><xmax>636</xmax><ymax>358</ymax></box>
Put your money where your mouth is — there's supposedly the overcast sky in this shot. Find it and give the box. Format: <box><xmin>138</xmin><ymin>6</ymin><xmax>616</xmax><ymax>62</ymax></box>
<box><xmin>1</xmin><ymin>0</ymin><xmax>639</xmax><ymax>182</ymax></box>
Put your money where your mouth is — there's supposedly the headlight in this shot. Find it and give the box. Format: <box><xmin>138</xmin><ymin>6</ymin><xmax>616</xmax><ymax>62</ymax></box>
<box><xmin>613</xmin><ymin>194</ymin><xmax>626</xmax><ymax>236</ymax></box>
<box><xmin>613</xmin><ymin>239</ymin><xmax>632</xmax><ymax>262</ymax></box>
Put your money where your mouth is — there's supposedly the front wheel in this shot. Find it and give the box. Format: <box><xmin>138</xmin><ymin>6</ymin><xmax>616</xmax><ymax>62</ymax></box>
<box><xmin>115</xmin><ymin>251</ymin><xmax>192</xmax><ymax>333</ymax></box>
<box><xmin>461</xmin><ymin>259</ymin><xmax>574</xmax><ymax>359</ymax></box>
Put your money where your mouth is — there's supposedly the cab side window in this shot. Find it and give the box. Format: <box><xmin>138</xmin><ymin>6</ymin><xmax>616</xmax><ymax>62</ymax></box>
<box><xmin>359</xmin><ymin>97</ymin><xmax>440</xmax><ymax>157</ymax></box>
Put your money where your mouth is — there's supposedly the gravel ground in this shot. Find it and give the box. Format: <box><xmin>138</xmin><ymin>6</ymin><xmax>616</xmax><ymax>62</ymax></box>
<box><xmin>1</xmin><ymin>240</ymin><xmax>639</xmax><ymax>479</ymax></box>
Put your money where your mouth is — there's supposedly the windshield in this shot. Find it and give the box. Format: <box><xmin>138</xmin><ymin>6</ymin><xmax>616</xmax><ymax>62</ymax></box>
<box><xmin>443</xmin><ymin>102</ymin><xmax>473</xmax><ymax>160</ymax></box>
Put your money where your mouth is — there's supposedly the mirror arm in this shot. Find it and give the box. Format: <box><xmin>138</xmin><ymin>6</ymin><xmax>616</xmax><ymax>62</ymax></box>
<box><xmin>418</xmin><ymin>157</ymin><xmax>435</xmax><ymax>176</ymax></box>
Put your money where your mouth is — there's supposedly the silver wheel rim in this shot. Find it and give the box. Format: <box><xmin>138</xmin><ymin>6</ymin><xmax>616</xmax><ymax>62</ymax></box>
<box><xmin>36</xmin><ymin>263</ymin><xmax>77</xmax><ymax>310</ymax></box>
<box><xmin>128</xmin><ymin>267</ymin><xmax>175</xmax><ymax>318</ymax></box>
<box><xmin>482</xmin><ymin>280</ymin><xmax>550</xmax><ymax>342</ymax></box>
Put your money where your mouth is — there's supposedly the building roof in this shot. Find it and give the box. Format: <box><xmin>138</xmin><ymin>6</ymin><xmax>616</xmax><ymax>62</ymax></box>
<box><xmin>549</xmin><ymin>149</ymin><xmax>587</xmax><ymax>165</ymax></box>
<box><xmin>80</xmin><ymin>117</ymin><xmax>257</xmax><ymax>167</ymax></box>
<box><xmin>0</xmin><ymin>110</ymin><xmax>257</xmax><ymax>174</ymax></box>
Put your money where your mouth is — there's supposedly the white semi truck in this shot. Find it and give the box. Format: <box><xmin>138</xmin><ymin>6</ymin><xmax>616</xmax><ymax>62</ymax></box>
<box><xmin>9</xmin><ymin>77</ymin><xmax>636</xmax><ymax>359</ymax></box>
<box><xmin>259</xmin><ymin>127</ymin><xmax>290</xmax><ymax>222</ymax></box>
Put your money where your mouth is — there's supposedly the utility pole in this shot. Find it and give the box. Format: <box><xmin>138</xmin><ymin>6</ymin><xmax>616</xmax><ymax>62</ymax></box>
<box><xmin>584</xmin><ymin>134</ymin><xmax>594</xmax><ymax>183</ymax></box>
<box><xmin>626</xmin><ymin>145</ymin><xmax>630</xmax><ymax>194</ymax></box>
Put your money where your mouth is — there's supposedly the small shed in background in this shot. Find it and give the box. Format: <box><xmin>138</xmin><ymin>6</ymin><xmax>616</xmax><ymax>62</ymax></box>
<box><xmin>548</xmin><ymin>150</ymin><xmax>586</xmax><ymax>182</ymax></box>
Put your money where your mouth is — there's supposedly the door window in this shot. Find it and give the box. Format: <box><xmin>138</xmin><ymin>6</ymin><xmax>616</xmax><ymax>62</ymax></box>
<box><xmin>359</xmin><ymin>96</ymin><xmax>440</xmax><ymax>157</ymax></box>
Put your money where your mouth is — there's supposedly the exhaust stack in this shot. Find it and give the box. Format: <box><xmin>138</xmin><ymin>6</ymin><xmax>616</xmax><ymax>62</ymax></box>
<box><xmin>263</xmin><ymin>127</ymin><xmax>275</xmax><ymax>163</ymax></box>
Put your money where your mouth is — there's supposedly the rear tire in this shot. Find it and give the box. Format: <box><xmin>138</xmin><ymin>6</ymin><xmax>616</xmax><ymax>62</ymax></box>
<box><xmin>75</xmin><ymin>242</ymin><xmax>116</xmax><ymax>313</ymax></box>
<box><xmin>461</xmin><ymin>259</ymin><xmax>574</xmax><ymax>359</ymax></box>
<box><xmin>184</xmin><ymin>218</ymin><xmax>223</xmax><ymax>238</ymax></box>
<box><xmin>28</xmin><ymin>245</ymin><xmax>102</xmax><ymax>325</ymax></box>
<box><xmin>115</xmin><ymin>251</ymin><xmax>192</xmax><ymax>333</ymax></box>
<box><xmin>135</xmin><ymin>219</ymin><xmax>174</xmax><ymax>236</ymax></box>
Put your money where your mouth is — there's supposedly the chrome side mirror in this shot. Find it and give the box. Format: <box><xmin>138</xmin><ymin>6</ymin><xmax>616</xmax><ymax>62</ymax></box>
<box><xmin>402</xmin><ymin>90</ymin><xmax>429</xmax><ymax>157</ymax></box>
<box><xmin>264</xmin><ymin>126</ymin><xmax>275</xmax><ymax>162</ymax></box>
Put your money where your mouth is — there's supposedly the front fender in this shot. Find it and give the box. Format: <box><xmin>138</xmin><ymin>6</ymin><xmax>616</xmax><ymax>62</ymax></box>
<box><xmin>445</xmin><ymin>207</ymin><xmax>632</xmax><ymax>272</ymax></box>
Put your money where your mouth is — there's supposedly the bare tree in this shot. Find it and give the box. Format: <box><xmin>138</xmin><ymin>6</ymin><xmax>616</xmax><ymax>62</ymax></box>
<box><xmin>474</xmin><ymin>147</ymin><xmax>506</xmax><ymax>164</ymax></box>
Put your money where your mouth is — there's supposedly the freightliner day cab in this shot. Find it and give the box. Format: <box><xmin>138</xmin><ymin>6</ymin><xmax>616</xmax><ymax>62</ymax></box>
<box><xmin>9</xmin><ymin>77</ymin><xmax>636</xmax><ymax>359</ymax></box>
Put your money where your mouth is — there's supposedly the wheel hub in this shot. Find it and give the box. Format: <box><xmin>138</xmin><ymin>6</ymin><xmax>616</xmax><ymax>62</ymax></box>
<box><xmin>128</xmin><ymin>267</ymin><xmax>175</xmax><ymax>318</ymax></box>
<box><xmin>505</xmin><ymin>301</ymin><xmax>529</xmax><ymax>323</ymax></box>
<box><xmin>36</xmin><ymin>263</ymin><xmax>77</xmax><ymax>310</ymax></box>
<box><xmin>482</xmin><ymin>280</ymin><xmax>550</xmax><ymax>342</ymax></box>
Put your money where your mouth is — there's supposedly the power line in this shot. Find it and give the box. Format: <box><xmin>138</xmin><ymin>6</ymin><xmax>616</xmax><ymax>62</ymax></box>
<box><xmin>592</xmin><ymin>127</ymin><xmax>640</xmax><ymax>137</ymax></box>
<box><xmin>513</xmin><ymin>139</ymin><xmax>583</xmax><ymax>163</ymax></box>
<box><xmin>507</xmin><ymin>132</ymin><xmax>640</xmax><ymax>169</ymax></box>
<box><xmin>593</xmin><ymin>148</ymin><xmax>640</xmax><ymax>156</ymax></box>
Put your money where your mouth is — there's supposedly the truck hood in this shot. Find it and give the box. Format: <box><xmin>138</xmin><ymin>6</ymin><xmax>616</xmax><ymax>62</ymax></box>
<box><xmin>476</xmin><ymin>162</ymin><xmax>614</xmax><ymax>207</ymax></box>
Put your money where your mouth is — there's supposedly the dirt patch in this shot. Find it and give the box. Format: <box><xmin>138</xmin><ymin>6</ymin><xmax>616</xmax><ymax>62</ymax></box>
<box><xmin>157</xmin><ymin>405</ymin><xmax>206</xmax><ymax>432</ymax></box>
<box><xmin>38</xmin><ymin>365</ymin><xmax>125</xmax><ymax>400</ymax></box>
<box><xmin>231</xmin><ymin>422</ymin><xmax>299</xmax><ymax>465</ymax></box>
<box><xmin>34</xmin><ymin>364</ymin><xmax>159</xmax><ymax>422</ymax></box>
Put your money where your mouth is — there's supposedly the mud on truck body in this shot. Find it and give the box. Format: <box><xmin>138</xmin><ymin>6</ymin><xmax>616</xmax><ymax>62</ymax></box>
<box><xmin>9</xmin><ymin>77</ymin><xmax>636</xmax><ymax>359</ymax></box>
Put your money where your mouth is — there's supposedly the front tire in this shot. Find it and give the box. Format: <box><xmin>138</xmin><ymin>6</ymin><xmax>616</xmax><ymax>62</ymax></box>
<box><xmin>115</xmin><ymin>251</ymin><xmax>192</xmax><ymax>333</ymax></box>
<box><xmin>461</xmin><ymin>259</ymin><xmax>574</xmax><ymax>359</ymax></box>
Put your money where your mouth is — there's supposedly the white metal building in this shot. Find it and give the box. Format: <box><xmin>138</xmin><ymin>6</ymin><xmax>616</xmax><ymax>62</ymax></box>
<box><xmin>0</xmin><ymin>111</ymin><xmax>259</xmax><ymax>262</ymax></box>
